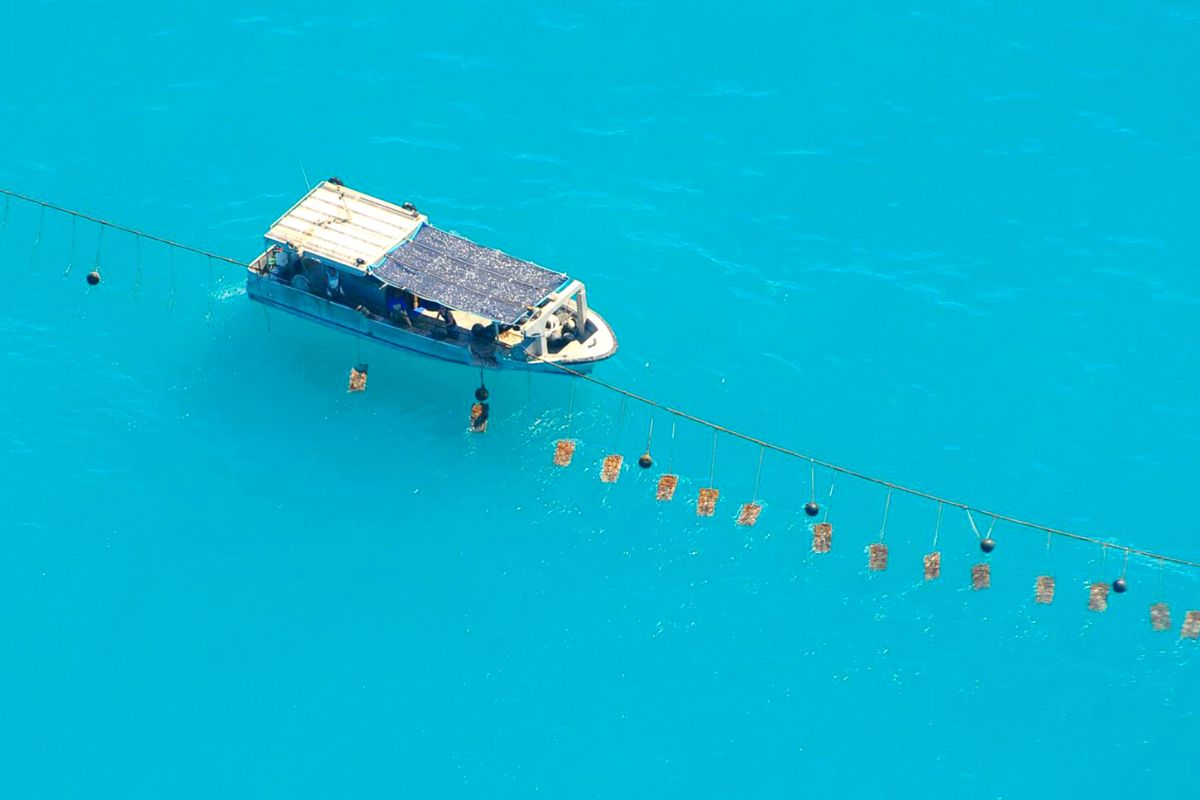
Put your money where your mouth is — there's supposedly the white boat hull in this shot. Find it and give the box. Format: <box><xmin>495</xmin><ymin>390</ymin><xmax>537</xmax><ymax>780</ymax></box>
<box><xmin>245</xmin><ymin>270</ymin><xmax>616</xmax><ymax>374</ymax></box>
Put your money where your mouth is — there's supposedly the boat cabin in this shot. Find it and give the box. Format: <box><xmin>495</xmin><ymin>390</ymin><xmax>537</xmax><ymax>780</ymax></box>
<box><xmin>246</xmin><ymin>180</ymin><xmax>617</xmax><ymax>371</ymax></box>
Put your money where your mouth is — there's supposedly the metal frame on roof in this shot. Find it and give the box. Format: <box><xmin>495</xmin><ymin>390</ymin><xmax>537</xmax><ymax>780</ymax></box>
<box><xmin>264</xmin><ymin>180</ymin><xmax>424</xmax><ymax>271</ymax></box>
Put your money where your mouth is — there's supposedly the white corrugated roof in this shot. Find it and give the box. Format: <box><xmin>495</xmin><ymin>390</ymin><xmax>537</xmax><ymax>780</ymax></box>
<box><xmin>264</xmin><ymin>181</ymin><xmax>425</xmax><ymax>270</ymax></box>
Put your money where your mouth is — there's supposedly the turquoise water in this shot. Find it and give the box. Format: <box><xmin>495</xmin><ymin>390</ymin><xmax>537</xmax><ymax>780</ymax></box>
<box><xmin>2</xmin><ymin>2</ymin><xmax>1198</xmax><ymax>796</ymax></box>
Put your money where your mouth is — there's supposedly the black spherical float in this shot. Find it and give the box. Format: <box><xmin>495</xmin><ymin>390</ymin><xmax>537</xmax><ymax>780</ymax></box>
<box><xmin>804</xmin><ymin>501</ymin><xmax>820</xmax><ymax>517</ymax></box>
<box><xmin>980</xmin><ymin>537</ymin><xmax>996</xmax><ymax>554</ymax></box>
<box><xmin>1112</xmin><ymin>577</ymin><xmax>1128</xmax><ymax>594</ymax></box>
<box><xmin>86</xmin><ymin>270</ymin><xmax>101</xmax><ymax>286</ymax></box>
<box><xmin>474</xmin><ymin>386</ymin><xmax>489</xmax><ymax>402</ymax></box>
<box><xmin>637</xmin><ymin>453</ymin><xmax>653</xmax><ymax>469</ymax></box>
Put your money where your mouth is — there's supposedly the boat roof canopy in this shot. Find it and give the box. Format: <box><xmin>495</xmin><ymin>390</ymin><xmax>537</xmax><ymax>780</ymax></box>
<box><xmin>265</xmin><ymin>181</ymin><xmax>425</xmax><ymax>269</ymax></box>
<box><xmin>373</xmin><ymin>225</ymin><xmax>568</xmax><ymax>324</ymax></box>
<box><xmin>265</xmin><ymin>180</ymin><xmax>570</xmax><ymax>325</ymax></box>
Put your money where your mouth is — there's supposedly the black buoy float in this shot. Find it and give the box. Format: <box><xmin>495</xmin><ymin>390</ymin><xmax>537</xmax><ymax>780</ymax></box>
<box><xmin>804</xmin><ymin>501</ymin><xmax>820</xmax><ymax>517</ymax></box>
<box><xmin>86</xmin><ymin>270</ymin><xmax>101</xmax><ymax>286</ymax></box>
<box><xmin>638</xmin><ymin>453</ymin><xmax>653</xmax><ymax>469</ymax></box>
<box><xmin>475</xmin><ymin>386</ymin><xmax>489</xmax><ymax>402</ymax></box>
<box><xmin>980</xmin><ymin>537</ymin><xmax>996</xmax><ymax>553</ymax></box>
<box><xmin>1113</xmin><ymin>577</ymin><xmax>1128</xmax><ymax>594</ymax></box>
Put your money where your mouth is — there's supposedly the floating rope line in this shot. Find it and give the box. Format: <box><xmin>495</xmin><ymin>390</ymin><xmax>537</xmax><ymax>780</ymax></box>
<box><xmin>3</xmin><ymin>186</ymin><xmax>1197</xmax><ymax>578</ymax></box>
<box><xmin>527</xmin><ymin>356</ymin><xmax>1200</xmax><ymax>571</ymax></box>
<box><xmin>0</xmin><ymin>187</ymin><xmax>243</xmax><ymax>267</ymax></box>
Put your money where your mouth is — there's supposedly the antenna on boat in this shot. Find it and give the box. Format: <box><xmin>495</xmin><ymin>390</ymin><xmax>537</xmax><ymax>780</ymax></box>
<box><xmin>299</xmin><ymin>161</ymin><xmax>312</xmax><ymax>192</ymax></box>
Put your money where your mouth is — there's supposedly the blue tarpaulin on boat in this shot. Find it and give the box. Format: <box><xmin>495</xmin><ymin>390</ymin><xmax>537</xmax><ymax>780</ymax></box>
<box><xmin>372</xmin><ymin>225</ymin><xmax>567</xmax><ymax>323</ymax></box>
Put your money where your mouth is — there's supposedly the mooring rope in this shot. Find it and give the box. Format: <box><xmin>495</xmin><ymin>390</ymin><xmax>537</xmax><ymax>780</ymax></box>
<box><xmin>0</xmin><ymin>187</ymin><xmax>244</xmax><ymax>267</ymax></box>
<box><xmin>529</xmin><ymin>355</ymin><xmax>1200</xmax><ymax>570</ymax></box>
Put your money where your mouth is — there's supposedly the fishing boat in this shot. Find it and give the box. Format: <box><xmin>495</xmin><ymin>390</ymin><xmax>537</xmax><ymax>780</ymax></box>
<box><xmin>246</xmin><ymin>179</ymin><xmax>618</xmax><ymax>372</ymax></box>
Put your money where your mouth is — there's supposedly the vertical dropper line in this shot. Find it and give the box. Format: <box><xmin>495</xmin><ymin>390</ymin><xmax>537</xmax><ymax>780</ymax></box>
<box><xmin>708</xmin><ymin>431</ymin><xmax>718</xmax><ymax>489</ymax></box>
<box><xmin>64</xmin><ymin>214</ymin><xmax>77</xmax><ymax>276</ymax></box>
<box><xmin>167</xmin><ymin>245</ymin><xmax>176</xmax><ymax>311</ymax></box>
<box><xmin>751</xmin><ymin>446</ymin><xmax>765</xmax><ymax>503</ymax></box>
<box><xmin>206</xmin><ymin>255</ymin><xmax>215</xmax><ymax>324</ymax></box>
<box><xmin>667</xmin><ymin>419</ymin><xmax>677</xmax><ymax>473</ymax></box>
<box><xmin>879</xmin><ymin>488</ymin><xmax>892</xmax><ymax>542</ymax></box>
<box><xmin>966</xmin><ymin>508</ymin><xmax>981</xmax><ymax>540</ymax></box>
<box><xmin>93</xmin><ymin>223</ymin><xmax>104</xmax><ymax>272</ymax></box>
<box><xmin>133</xmin><ymin>234</ymin><xmax>142</xmax><ymax>298</ymax></box>
<box><xmin>931</xmin><ymin>501</ymin><xmax>943</xmax><ymax>550</ymax></box>
<box><xmin>566</xmin><ymin>378</ymin><xmax>575</xmax><ymax>434</ymax></box>
<box><xmin>29</xmin><ymin>204</ymin><xmax>44</xmax><ymax>266</ymax></box>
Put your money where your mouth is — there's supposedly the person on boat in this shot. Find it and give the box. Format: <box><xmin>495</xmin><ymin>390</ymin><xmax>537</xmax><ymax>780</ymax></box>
<box><xmin>439</xmin><ymin>307</ymin><xmax>458</xmax><ymax>339</ymax></box>
<box><xmin>324</xmin><ymin>265</ymin><xmax>344</xmax><ymax>300</ymax></box>
<box><xmin>385</xmin><ymin>288</ymin><xmax>415</xmax><ymax>327</ymax></box>
<box><xmin>355</xmin><ymin>304</ymin><xmax>382</xmax><ymax>321</ymax></box>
